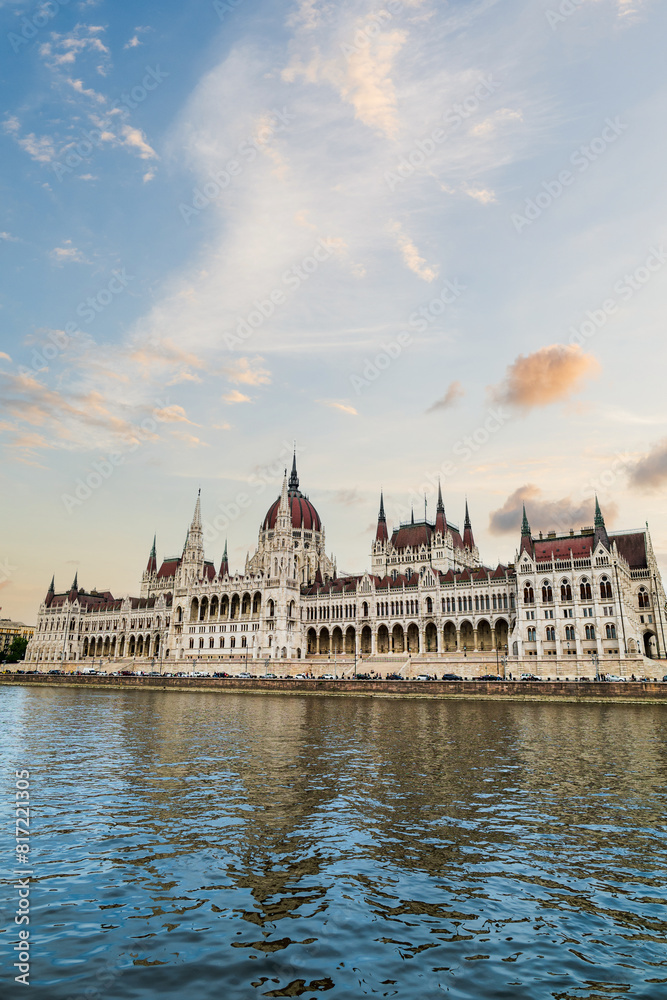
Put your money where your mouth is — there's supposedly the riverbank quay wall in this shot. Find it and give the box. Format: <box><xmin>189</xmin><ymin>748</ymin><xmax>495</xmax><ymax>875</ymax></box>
<box><xmin>2</xmin><ymin>673</ymin><xmax>667</xmax><ymax>704</ymax></box>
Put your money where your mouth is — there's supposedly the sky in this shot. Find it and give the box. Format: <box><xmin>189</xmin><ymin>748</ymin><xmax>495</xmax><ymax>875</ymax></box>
<box><xmin>1</xmin><ymin>0</ymin><xmax>667</xmax><ymax>624</ymax></box>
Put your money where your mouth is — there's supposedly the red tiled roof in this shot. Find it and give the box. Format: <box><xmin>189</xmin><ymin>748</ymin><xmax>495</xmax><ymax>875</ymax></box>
<box><xmin>391</xmin><ymin>524</ymin><xmax>432</xmax><ymax>550</ymax></box>
<box><xmin>533</xmin><ymin>536</ymin><xmax>593</xmax><ymax>561</ymax></box>
<box><xmin>157</xmin><ymin>558</ymin><xmax>180</xmax><ymax>579</ymax></box>
<box><xmin>612</xmin><ymin>532</ymin><xmax>647</xmax><ymax>569</ymax></box>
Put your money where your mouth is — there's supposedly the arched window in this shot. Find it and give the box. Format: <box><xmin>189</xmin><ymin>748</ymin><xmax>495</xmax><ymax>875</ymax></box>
<box><xmin>475</xmin><ymin>595</ymin><xmax>479</xmax><ymax>611</ymax></box>
<box><xmin>523</xmin><ymin>585</ymin><xmax>534</xmax><ymax>604</ymax></box>
<box><xmin>542</xmin><ymin>582</ymin><xmax>553</xmax><ymax>603</ymax></box>
<box><xmin>638</xmin><ymin>588</ymin><xmax>650</xmax><ymax>609</ymax></box>
<box><xmin>219</xmin><ymin>637</ymin><xmax>225</xmax><ymax>647</ymax></box>
<box><xmin>585</xmin><ymin>624</ymin><xmax>595</xmax><ymax>640</ymax></box>
<box><xmin>606</xmin><ymin>623</ymin><xmax>616</xmax><ymax>639</ymax></box>
<box><xmin>527</xmin><ymin>627</ymin><xmax>536</xmax><ymax>642</ymax></box>
<box><xmin>600</xmin><ymin>576</ymin><xmax>613</xmax><ymax>600</ymax></box>
<box><xmin>426</xmin><ymin>597</ymin><xmax>433</xmax><ymax>614</ymax></box>
<box><xmin>546</xmin><ymin>626</ymin><xmax>555</xmax><ymax>641</ymax></box>
<box><xmin>580</xmin><ymin>578</ymin><xmax>592</xmax><ymax>601</ymax></box>
<box><xmin>560</xmin><ymin>580</ymin><xmax>572</xmax><ymax>602</ymax></box>
<box><xmin>565</xmin><ymin>625</ymin><xmax>575</xmax><ymax>641</ymax></box>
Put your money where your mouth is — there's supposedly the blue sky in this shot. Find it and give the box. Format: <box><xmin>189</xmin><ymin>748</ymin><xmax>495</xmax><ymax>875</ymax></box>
<box><xmin>1</xmin><ymin>0</ymin><xmax>667</xmax><ymax>623</ymax></box>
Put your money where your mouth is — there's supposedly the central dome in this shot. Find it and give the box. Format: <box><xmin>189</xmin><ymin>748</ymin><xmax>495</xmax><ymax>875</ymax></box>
<box><xmin>262</xmin><ymin>456</ymin><xmax>321</xmax><ymax>532</ymax></box>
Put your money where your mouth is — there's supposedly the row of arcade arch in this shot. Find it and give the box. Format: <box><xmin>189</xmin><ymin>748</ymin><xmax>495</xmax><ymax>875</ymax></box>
<box><xmin>306</xmin><ymin>619</ymin><xmax>510</xmax><ymax>655</ymax></box>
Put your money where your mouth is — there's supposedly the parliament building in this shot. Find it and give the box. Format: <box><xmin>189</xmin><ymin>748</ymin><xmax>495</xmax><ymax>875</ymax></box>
<box><xmin>25</xmin><ymin>454</ymin><xmax>667</xmax><ymax>676</ymax></box>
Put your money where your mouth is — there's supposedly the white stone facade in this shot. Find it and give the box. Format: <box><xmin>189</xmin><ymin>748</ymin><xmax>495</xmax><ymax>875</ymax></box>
<box><xmin>25</xmin><ymin>460</ymin><xmax>667</xmax><ymax>675</ymax></box>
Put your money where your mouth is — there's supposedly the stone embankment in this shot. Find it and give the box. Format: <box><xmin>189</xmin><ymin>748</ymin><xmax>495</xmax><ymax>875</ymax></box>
<box><xmin>2</xmin><ymin>672</ymin><xmax>666</xmax><ymax>703</ymax></box>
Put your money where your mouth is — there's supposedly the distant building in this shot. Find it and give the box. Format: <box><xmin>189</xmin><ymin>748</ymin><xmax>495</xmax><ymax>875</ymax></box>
<box><xmin>25</xmin><ymin>455</ymin><xmax>667</xmax><ymax>674</ymax></box>
<box><xmin>1</xmin><ymin>619</ymin><xmax>35</xmax><ymax>657</ymax></box>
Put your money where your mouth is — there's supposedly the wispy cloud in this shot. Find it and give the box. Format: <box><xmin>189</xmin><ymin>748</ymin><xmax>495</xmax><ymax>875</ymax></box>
<box><xmin>628</xmin><ymin>438</ymin><xmax>667</xmax><ymax>490</ymax></box>
<box><xmin>49</xmin><ymin>241</ymin><xmax>87</xmax><ymax>265</ymax></box>
<box><xmin>222</xmin><ymin>357</ymin><xmax>271</xmax><ymax>387</ymax></box>
<box><xmin>387</xmin><ymin>220</ymin><xmax>438</xmax><ymax>282</ymax></box>
<box><xmin>426</xmin><ymin>380</ymin><xmax>464</xmax><ymax>413</ymax></box>
<box><xmin>222</xmin><ymin>390</ymin><xmax>252</xmax><ymax>404</ymax></box>
<box><xmin>489</xmin><ymin>484</ymin><xmax>617</xmax><ymax>536</ymax></box>
<box><xmin>321</xmin><ymin>399</ymin><xmax>358</xmax><ymax>415</ymax></box>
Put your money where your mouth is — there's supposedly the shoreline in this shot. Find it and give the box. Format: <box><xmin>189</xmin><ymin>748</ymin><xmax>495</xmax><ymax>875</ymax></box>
<box><xmin>2</xmin><ymin>673</ymin><xmax>667</xmax><ymax>705</ymax></box>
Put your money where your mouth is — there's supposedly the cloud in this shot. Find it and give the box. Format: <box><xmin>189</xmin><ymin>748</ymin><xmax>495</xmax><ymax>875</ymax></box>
<box><xmin>119</xmin><ymin>125</ymin><xmax>157</xmax><ymax>159</ymax></box>
<box><xmin>3</xmin><ymin>117</ymin><xmax>57</xmax><ymax>163</ymax></box>
<box><xmin>124</xmin><ymin>35</ymin><xmax>142</xmax><ymax>49</ymax></box>
<box><xmin>222</xmin><ymin>357</ymin><xmax>271</xmax><ymax>387</ymax></box>
<box><xmin>628</xmin><ymin>438</ymin><xmax>667</xmax><ymax>490</ymax></box>
<box><xmin>222</xmin><ymin>390</ymin><xmax>251</xmax><ymax>404</ymax></box>
<box><xmin>40</xmin><ymin>25</ymin><xmax>110</xmax><ymax>70</ymax></box>
<box><xmin>426</xmin><ymin>380</ymin><xmax>464</xmax><ymax>413</ymax></box>
<box><xmin>49</xmin><ymin>241</ymin><xmax>87</xmax><ymax>265</ymax></box>
<box><xmin>142</xmin><ymin>170</ymin><xmax>155</xmax><ymax>183</ymax></box>
<box><xmin>282</xmin><ymin>13</ymin><xmax>408</xmax><ymax>139</ymax></box>
<box><xmin>464</xmin><ymin>186</ymin><xmax>496</xmax><ymax>204</ymax></box>
<box><xmin>0</xmin><ymin>352</ymin><xmax>12</xmax><ymax>362</ymax></box>
<box><xmin>491</xmin><ymin>344</ymin><xmax>600</xmax><ymax>410</ymax></box>
<box><xmin>321</xmin><ymin>399</ymin><xmax>358</xmax><ymax>415</ymax></box>
<box><xmin>170</xmin><ymin>429</ymin><xmax>208</xmax><ymax>447</ymax></box>
<box><xmin>387</xmin><ymin>220</ymin><xmax>437</xmax><ymax>281</ymax></box>
<box><xmin>489</xmin><ymin>484</ymin><xmax>618</xmax><ymax>536</ymax></box>
<box><xmin>0</xmin><ymin>232</ymin><xmax>18</xmax><ymax>242</ymax></box>
<box><xmin>153</xmin><ymin>405</ymin><xmax>197</xmax><ymax>425</ymax></box>
<box><xmin>66</xmin><ymin>77</ymin><xmax>105</xmax><ymax>102</ymax></box>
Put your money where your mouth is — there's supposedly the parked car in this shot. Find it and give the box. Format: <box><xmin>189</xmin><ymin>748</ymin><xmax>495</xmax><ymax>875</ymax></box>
<box><xmin>479</xmin><ymin>674</ymin><xmax>503</xmax><ymax>681</ymax></box>
<box><xmin>263</xmin><ymin>672</ymin><xmax>277</xmax><ymax>679</ymax></box>
<box><xmin>294</xmin><ymin>673</ymin><xmax>307</xmax><ymax>680</ymax></box>
<box><xmin>237</xmin><ymin>672</ymin><xmax>252</xmax><ymax>678</ymax></box>
<box><xmin>385</xmin><ymin>672</ymin><xmax>403</xmax><ymax>680</ymax></box>
<box><xmin>441</xmin><ymin>673</ymin><xmax>462</xmax><ymax>681</ymax></box>
<box><xmin>416</xmin><ymin>674</ymin><xmax>433</xmax><ymax>681</ymax></box>
<box><xmin>321</xmin><ymin>674</ymin><xmax>335</xmax><ymax>680</ymax></box>
<box><xmin>520</xmin><ymin>673</ymin><xmax>540</xmax><ymax>681</ymax></box>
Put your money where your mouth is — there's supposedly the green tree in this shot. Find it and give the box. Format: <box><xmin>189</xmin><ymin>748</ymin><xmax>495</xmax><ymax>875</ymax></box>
<box><xmin>5</xmin><ymin>636</ymin><xmax>29</xmax><ymax>663</ymax></box>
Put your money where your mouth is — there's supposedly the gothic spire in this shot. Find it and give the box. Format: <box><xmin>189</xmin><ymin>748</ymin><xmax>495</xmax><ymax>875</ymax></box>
<box><xmin>219</xmin><ymin>539</ymin><xmax>229</xmax><ymax>577</ymax></box>
<box><xmin>521</xmin><ymin>504</ymin><xmax>531</xmax><ymax>537</ymax></box>
<box><xmin>71</xmin><ymin>571</ymin><xmax>78</xmax><ymax>590</ymax></box>
<box><xmin>463</xmin><ymin>499</ymin><xmax>475</xmax><ymax>550</ymax></box>
<box><xmin>435</xmin><ymin>479</ymin><xmax>446</xmax><ymax>534</ymax></box>
<box><xmin>191</xmin><ymin>488</ymin><xmax>202</xmax><ymax>530</ymax></box>
<box><xmin>375</xmin><ymin>490</ymin><xmax>388</xmax><ymax>543</ymax></box>
<box><xmin>146</xmin><ymin>534</ymin><xmax>157</xmax><ymax>574</ymax></box>
<box><xmin>288</xmin><ymin>446</ymin><xmax>299</xmax><ymax>493</ymax></box>
<box><xmin>593</xmin><ymin>495</ymin><xmax>609</xmax><ymax>550</ymax></box>
<box><xmin>48</xmin><ymin>575</ymin><xmax>54</xmax><ymax>593</ymax></box>
<box><xmin>519</xmin><ymin>503</ymin><xmax>533</xmax><ymax>557</ymax></box>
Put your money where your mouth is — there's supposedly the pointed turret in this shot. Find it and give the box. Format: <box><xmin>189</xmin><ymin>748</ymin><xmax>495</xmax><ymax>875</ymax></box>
<box><xmin>45</xmin><ymin>575</ymin><xmax>55</xmax><ymax>607</ymax></box>
<box><xmin>219</xmin><ymin>539</ymin><xmax>229</xmax><ymax>578</ymax></box>
<box><xmin>411</xmin><ymin>506</ymin><xmax>415</xmax><ymax>525</ymax></box>
<box><xmin>181</xmin><ymin>489</ymin><xmax>205</xmax><ymax>582</ymax></box>
<box><xmin>146</xmin><ymin>535</ymin><xmax>157</xmax><ymax>574</ymax></box>
<box><xmin>375</xmin><ymin>490</ymin><xmax>388</xmax><ymax>543</ymax></box>
<box><xmin>68</xmin><ymin>572</ymin><xmax>79</xmax><ymax>602</ymax></box>
<box><xmin>593</xmin><ymin>495</ymin><xmax>610</xmax><ymax>550</ymax></box>
<box><xmin>276</xmin><ymin>470</ymin><xmax>291</xmax><ymax>533</ymax></box>
<box><xmin>520</xmin><ymin>504</ymin><xmax>533</xmax><ymax>557</ymax></box>
<box><xmin>463</xmin><ymin>499</ymin><xmax>475</xmax><ymax>549</ymax></box>
<box><xmin>72</xmin><ymin>571</ymin><xmax>78</xmax><ymax>590</ymax></box>
<box><xmin>435</xmin><ymin>479</ymin><xmax>447</xmax><ymax>535</ymax></box>
<box><xmin>288</xmin><ymin>447</ymin><xmax>299</xmax><ymax>493</ymax></box>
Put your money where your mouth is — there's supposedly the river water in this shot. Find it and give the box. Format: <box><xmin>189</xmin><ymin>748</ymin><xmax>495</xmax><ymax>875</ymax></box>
<box><xmin>1</xmin><ymin>686</ymin><xmax>666</xmax><ymax>999</ymax></box>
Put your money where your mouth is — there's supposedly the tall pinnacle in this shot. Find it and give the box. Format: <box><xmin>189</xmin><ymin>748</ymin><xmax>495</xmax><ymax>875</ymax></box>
<box><xmin>48</xmin><ymin>575</ymin><xmax>54</xmax><ymax>593</ymax></box>
<box><xmin>435</xmin><ymin>479</ymin><xmax>447</xmax><ymax>534</ymax></box>
<box><xmin>463</xmin><ymin>499</ymin><xmax>475</xmax><ymax>550</ymax></box>
<box><xmin>375</xmin><ymin>490</ymin><xmax>388</xmax><ymax>543</ymax></box>
<box><xmin>521</xmin><ymin>504</ymin><xmax>531</xmax><ymax>536</ymax></box>
<box><xmin>191</xmin><ymin>488</ymin><xmax>202</xmax><ymax>530</ymax></box>
<box><xmin>71</xmin><ymin>571</ymin><xmax>78</xmax><ymax>590</ymax></box>
<box><xmin>289</xmin><ymin>446</ymin><xmax>299</xmax><ymax>493</ymax></box>
<box><xmin>593</xmin><ymin>495</ymin><xmax>609</xmax><ymax>550</ymax></box>
<box><xmin>146</xmin><ymin>534</ymin><xmax>157</xmax><ymax>574</ymax></box>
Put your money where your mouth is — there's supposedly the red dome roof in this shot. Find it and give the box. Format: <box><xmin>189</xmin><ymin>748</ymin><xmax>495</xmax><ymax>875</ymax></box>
<box><xmin>263</xmin><ymin>455</ymin><xmax>321</xmax><ymax>531</ymax></box>
<box><xmin>263</xmin><ymin>492</ymin><xmax>321</xmax><ymax>531</ymax></box>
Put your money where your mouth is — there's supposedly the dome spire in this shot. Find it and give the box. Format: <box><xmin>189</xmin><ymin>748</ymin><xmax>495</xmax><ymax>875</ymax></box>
<box><xmin>463</xmin><ymin>498</ymin><xmax>475</xmax><ymax>550</ymax></box>
<box><xmin>289</xmin><ymin>444</ymin><xmax>299</xmax><ymax>493</ymax></box>
<box><xmin>593</xmin><ymin>495</ymin><xmax>609</xmax><ymax>550</ymax></box>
